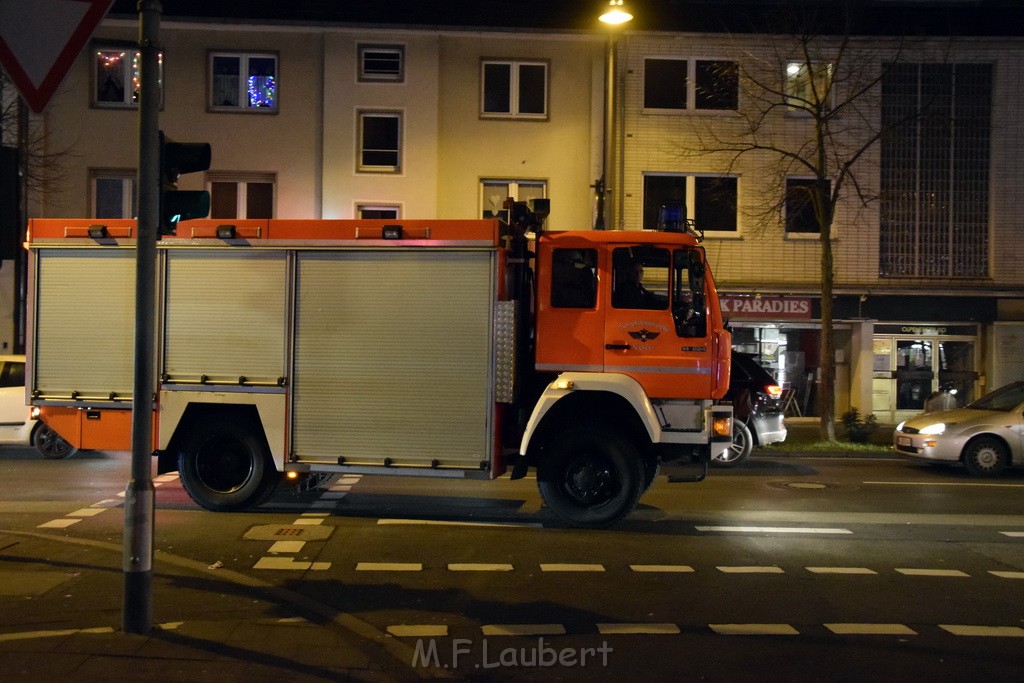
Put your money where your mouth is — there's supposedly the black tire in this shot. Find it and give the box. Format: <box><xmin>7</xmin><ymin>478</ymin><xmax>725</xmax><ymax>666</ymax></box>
<box><xmin>712</xmin><ymin>420</ymin><xmax>753</xmax><ymax>468</ymax></box>
<box><xmin>177</xmin><ymin>418</ymin><xmax>277</xmax><ymax>511</ymax></box>
<box><xmin>642</xmin><ymin>457</ymin><xmax>661</xmax><ymax>494</ymax></box>
<box><xmin>33</xmin><ymin>424</ymin><xmax>78</xmax><ymax>460</ymax></box>
<box><xmin>537</xmin><ymin>426</ymin><xmax>644</xmax><ymax>529</ymax></box>
<box><xmin>961</xmin><ymin>436</ymin><xmax>1009</xmax><ymax>477</ymax></box>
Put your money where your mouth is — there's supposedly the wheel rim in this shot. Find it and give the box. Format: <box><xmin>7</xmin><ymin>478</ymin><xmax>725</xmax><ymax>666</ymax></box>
<box><xmin>971</xmin><ymin>446</ymin><xmax>1002</xmax><ymax>471</ymax></box>
<box><xmin>717</xmin><ymin>425</ymin><xmax>748</xmax><ymax>463</ymax></box>
<box><xmin>195</xmin><ymin>435</ymin><xmax>255</xmax><ymax>493</ymax></box>
<box><xmin>561</xmin><ymin>453</ymin><xmax>616</xmax><ymax>506</ymax></box>
<box><xmin>38</xmin><ymin>427</ymin><xmax>72</xmax><ymax>458</ymax></box>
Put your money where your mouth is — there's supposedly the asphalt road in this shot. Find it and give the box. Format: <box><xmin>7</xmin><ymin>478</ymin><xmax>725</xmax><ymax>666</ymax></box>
<box><xmin>3</xmin><ymin>446</ymin><xmax>1024</xmax><ymax>681</ymax></box>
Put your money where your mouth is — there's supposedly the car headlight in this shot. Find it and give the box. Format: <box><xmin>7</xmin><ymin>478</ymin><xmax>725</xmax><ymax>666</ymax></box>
<box><xmin>896</xmin><ymin>421</ymin><xmax>905</xmax><ymax>431</ymax></box>
<box><xmin>919</xmin><ymin>422</ymin><xmax>952</xmax><ymax>435</ymax></box>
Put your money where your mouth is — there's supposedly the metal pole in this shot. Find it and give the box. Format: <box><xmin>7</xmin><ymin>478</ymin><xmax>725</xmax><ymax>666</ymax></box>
<box><xmin>602</xmin><ymin>32</ymin><xmax>617</xmax><ymax>231</ymax></box>
<box><xmin>15</xmin><ymin>98</ymin><xmax>28</xmax><ymax>353</ymax></box>
<box><xmin>123</xmin><ymin>0</ymin><xmax>161</xmax><ymax>634</ymax></box>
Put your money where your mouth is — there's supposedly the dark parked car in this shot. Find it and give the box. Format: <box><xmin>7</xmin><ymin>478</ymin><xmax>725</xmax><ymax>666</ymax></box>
<box><xmin>713</xmin><ymin>352</ymin><xmax>787</xmax><ymax>467</ymax></box>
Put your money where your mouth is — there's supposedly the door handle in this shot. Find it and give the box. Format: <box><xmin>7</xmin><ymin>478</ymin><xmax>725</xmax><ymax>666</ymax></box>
<box><xmin>606</xmin><ymin>343</ymin><xmax>630</xmax><ymax>350</ymax></box>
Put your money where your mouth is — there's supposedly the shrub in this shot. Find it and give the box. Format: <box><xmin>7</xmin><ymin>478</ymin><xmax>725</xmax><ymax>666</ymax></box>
<box><xmin>840</xmin><ymin>408</ymin><xmax>878</xmax><ymax>443</ymax></box>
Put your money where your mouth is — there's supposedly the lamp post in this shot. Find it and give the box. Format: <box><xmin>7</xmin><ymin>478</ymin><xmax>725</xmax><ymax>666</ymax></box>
<box><xmin>595</xmin><ymin>0</ymin><xmax>633</xmax><ymax>230</ymax></box>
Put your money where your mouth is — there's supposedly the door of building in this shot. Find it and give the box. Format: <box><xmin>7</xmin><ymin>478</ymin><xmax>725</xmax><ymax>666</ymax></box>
<box><xmin>872</xmin><ymin>331</ymin><xmax>976</xmax><ymax>423</ymax></box>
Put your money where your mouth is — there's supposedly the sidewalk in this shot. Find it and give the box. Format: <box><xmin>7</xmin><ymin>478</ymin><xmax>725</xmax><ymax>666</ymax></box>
<box><xmin>0</xmin><ymin>528</ymin><xmax>435</xmax><ymax>682</ymax></box>
<box><xmin>757</xmin><ymin>417</ymin><xmax>897</xmax><ymax>458</ymax></box>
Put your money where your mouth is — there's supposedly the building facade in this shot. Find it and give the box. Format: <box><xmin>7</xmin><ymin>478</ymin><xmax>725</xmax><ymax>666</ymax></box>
<box><xmin>4</xmin><ymin>1</ymin><xmax>1024</xmax><ymax>425</ymax></box>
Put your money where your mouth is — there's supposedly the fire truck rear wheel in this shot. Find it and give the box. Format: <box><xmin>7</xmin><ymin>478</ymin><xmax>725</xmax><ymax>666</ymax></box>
<box><xmin>537</xmin><ymin>426</ymin><xmax>644</xmax><ymax>529</ymax></box>
<box><xmin>178</xmin><ymin>421</ymin><xmax>278</xmax><ymax>512</ymax></box>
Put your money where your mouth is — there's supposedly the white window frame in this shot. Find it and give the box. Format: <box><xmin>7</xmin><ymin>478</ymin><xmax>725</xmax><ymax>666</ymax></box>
<box><xmin>480</xmin><ymin>179</ymin><xmax>548</xmax><ymax>221</ymax></box>
<box><xmin>642</xmin><ymin>57</ymin><xmax>738</xmax><ymax>113</ymax></box>
<box><xmin>358</xmin><ymin>44</ymin><xmax>405</xmax><ymax>83</ymax></box>
<box><xmin>90</xmin><ymin>169</ymin><xmax>137</xmax><ymax>218</ymax></box>
<box><xmin>480</xmin><ymin>59</ymin><xmax>549</xmax><ymax>120</ymax></box>
<box><xmin>207</xmin><ymin>172</ymin><xmax>277</xmax><ymax>219</ymax></box>
<box><xmin>92</xmin><ymin>43</ymin><xmax>162</xmax><ymax>109</ymax></box>
<box><xmin>208</xmin><ymin>51</ymin><xmax>279</xmax><ymax>113</ymax></box>
<box><xmin>642</xmin><ymin>172</ymin><xmax>740</xmax><ymax>235</ymax></box>
<box><xmin>357</xmin><ymin>111</ymin><xmax>403</xmax><ymax>174</ymax></box>
<box><xmin>784</xmin><ymin>61</ymin><xmax>834</xmax><ymax>115</ymax></box>
<box><xmin>356</xmin><ymin>203</ymin><xmax>402</xmax><ymax>219</ymax></box>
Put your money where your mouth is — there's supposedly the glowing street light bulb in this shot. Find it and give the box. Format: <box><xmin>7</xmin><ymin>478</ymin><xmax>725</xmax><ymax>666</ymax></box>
<box><xmin>599</xmin><ymin>0</ymin><xmax>633</xmax><ymax>25</ymax></box>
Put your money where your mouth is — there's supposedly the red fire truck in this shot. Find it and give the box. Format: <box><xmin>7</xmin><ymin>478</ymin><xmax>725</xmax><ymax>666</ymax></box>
<box><xmin>25</xmin><ymin>201</ymin><xmax>731</xmax><ymax>527</ymax></box>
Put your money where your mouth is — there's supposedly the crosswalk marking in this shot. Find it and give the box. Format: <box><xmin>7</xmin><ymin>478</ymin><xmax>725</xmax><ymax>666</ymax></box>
<box><xmin>896</xmin><ymin>568</ymin><xmax>969</xmax><ymax>577</ymax></box>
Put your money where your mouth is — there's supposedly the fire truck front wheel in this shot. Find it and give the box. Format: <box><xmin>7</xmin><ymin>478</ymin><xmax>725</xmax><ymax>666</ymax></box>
<box><xmin>537</xmin><ymin>426</ymin><xmax>644</xmax><ymax>529</ymax></box>
<box><xmin>178</xmin><ymin>421</ymin><xmax>278</xmax><ymax>512</ymax></box>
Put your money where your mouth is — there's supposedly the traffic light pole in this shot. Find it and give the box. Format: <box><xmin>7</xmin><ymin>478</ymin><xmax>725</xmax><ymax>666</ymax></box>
<box><xmin>123</xmin><ymin>0</ymin><xmax>161</xmax><ymax>634</ymax></box>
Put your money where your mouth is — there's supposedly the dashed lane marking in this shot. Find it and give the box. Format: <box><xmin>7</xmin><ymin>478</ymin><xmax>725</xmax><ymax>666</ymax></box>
<box><xmin>356</xmin><ymin>562</ymin><xmax>423</xmax><ymax>572</ymax></box>
<box><xmin>597</xmin><ymin>623</ymin><xmax>680</xmax><ymax>635</ymax></box>
<box><xmin>540</xmin><ymin>563</ymin><xmax>605</xmax><ymax>572</ymax></box>
<box><xmin>376</xmin><ymin>518</ymin><xmax>544</xmax><ymax>528</ymax></box>
<box><xmin>989</xmin><ymin>570</ymin><xmax>1024</xmax><ymax>579</ymax></box>
<box><xmin>716</xmin><ymin>566</ymin><xmax>785</xmax><ymax>574</ymax></box>
<box><xmin>865</xmin><ymin>481</ymin><xmax>1024</xmax><ymax>488</ymax></box>
<box><xmin>268</xmin><ymin>541</ymin><xmax>306</xmax><ymax>553</ymax></box>
<box><xmin>447</xmin><ymin>563</ymin><xmax>514</xmax><ymax>572</ymax></box>
<box><xmin>1000</xmin><ymin>531</ymin><xmax>1024</xmax><ymax>537</ymax></box>
<box><xmin>825</xmin><ymin>623</ymin><xmax>917</xmax><ymax>635</ymax></box>
<box><xmin>940</xmin><ymin>625</ymin><xmax>1024</xmax><ymax>637</ymax></box>
<box><xmin>896</xmin><ymin>568</ymin><xmax>970</xmax><ymax>577</ymax></box>
<box><xmin>253</xmin><ymin>557</ymin><xmax>330</xmax><ymax>571</ymax></box>
<box><xmin>37</xmin><ymin>519</ymin><xmax>80</xmax><ymax>529</ymax></box>
<box><xmin>481</xmin><ymin>624</ymin><xmax>567</xmax><ymax>637</ymax></box>
<box><xmin>630</xmin><ymin>564</ymin><xmax>695</xmax><ymax>573</ymax></box>
<box><xmin>806</xmin><ymin>567</ymin><xmax>878</xmax><ymax>575</ymax></box>
<box><xmin>710</xmin><ymin>623</ymin><xmax>799</xmax><ymax>636</ymax></box>
<box><xmin>67</xmin><ymin>508</ymin><xmax>106</xmax><ymax>517</ymax></box>
<box><xmin>388</xmin><ymin>625</ymin><xmax>449</xmax><ymax>637</ymax></box>
<box><xmin>696</xmin><ymin>526</ymin><xmax>852</xmax><ymax>534</ymax></box>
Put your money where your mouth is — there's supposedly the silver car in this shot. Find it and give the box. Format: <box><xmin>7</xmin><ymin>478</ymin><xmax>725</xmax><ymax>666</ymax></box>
<box><xmin>894</xmin><ymin>381</ymin><xmax>1024</xmax><ymax>477</ymax></box>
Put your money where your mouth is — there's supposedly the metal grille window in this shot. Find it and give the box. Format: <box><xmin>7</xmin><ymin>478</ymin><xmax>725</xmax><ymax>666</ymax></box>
<box><xmin>879</xmin><ymin>63</ymin><xmax>992</xmax><ymax>278</ymax></box>
<box><xmin>359</xmin><ymin>45</ymin><xmax>404</xmax><ymax>82</ymax></box>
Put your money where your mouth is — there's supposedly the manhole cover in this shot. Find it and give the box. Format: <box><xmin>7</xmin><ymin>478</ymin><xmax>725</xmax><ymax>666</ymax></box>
<box><xmin>244</xmin><ymin>524</ymin><xmax>333</xmax><ymax>542</ymax></box>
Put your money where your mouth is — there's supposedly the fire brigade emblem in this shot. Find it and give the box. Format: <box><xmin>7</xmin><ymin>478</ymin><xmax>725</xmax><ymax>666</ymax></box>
<box><xmin>628</xmin><ymin>329</ymin><xmax>660</xmax><ymax>342</ymax></box>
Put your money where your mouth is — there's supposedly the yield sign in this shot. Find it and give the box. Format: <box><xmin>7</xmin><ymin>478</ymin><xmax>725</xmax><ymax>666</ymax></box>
<box><xmin>0</xmin><ymin>0</ymin><xmax>115</xmax><ymax>113</ymax></box>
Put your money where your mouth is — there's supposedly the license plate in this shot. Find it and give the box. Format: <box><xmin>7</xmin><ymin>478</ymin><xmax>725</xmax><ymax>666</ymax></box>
<box><xmin>897</xmin><ymin>436</ymin><xmax>911</xmax><ymax>446</ymax></box>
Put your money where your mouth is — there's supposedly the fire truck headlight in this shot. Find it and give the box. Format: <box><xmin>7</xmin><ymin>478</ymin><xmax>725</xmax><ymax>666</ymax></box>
<box><xmin>553</xmin><ymin>379</ymin><xmax>575</xmax><ymax>391</ymax></box>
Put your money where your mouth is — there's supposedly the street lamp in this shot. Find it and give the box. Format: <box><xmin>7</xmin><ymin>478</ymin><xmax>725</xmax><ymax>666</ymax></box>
<box><xmin>595</xmin><ymin>1</ymin><xmax>633</xmax><ymax>230</ymax></box>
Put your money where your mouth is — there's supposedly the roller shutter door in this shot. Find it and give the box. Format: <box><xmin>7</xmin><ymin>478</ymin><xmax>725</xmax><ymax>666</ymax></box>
<box><xmin>292</xmin><ymin>250</ymin><xmax>494</xmax><ymax>467</ymax></box>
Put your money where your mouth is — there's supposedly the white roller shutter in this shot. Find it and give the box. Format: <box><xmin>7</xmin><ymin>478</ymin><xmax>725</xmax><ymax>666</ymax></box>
<box><xmin>34</xmin><ymin>249</ymin><xmax>135</xmax><ymax>401</ymax></box>
<box><xmin>292</xmin><ymin>250</ymin><xmax>494</xmax><ymax>467</ymax></box>
<box><xmin>163</xmin><ymin>250</ymin><xmax>286</xmax><ymax>384</ymax></box>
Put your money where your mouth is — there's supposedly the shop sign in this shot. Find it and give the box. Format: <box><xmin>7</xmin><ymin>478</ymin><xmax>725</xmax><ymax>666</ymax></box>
<box><xmin>720</xmin><ymin>295</ymin><xmax>812</xmax><ymax>320</ymax></box>
<box><xmin>873</xmin><ymin>324</ymin><xmax>977</xmax><ymax>336</ymax></box>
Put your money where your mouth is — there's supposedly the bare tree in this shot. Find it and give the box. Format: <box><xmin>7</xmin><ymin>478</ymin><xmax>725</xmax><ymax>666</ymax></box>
<box><xmin>677</xmin><ymin>10</ymin><xmax>928</xmax><ymax>440</ymax></box>
<box><xmin>1</xmin><ymin>72</ymin><xmax>74</xmax><ymax>201</ymax></box>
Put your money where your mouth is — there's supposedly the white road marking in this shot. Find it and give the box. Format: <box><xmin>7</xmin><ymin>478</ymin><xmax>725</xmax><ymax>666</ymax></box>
<box><xmin>629</xmin><ymin>564</ymin><xmax>695</xmax><ymax>573</ymax></box>
<box><xmin>825</xmin><ymin>623</ymin><xmax>916</xmax><ymax>635</ymax></box>
<box><xmin>448</xmin><ymin>563</ymin><xmax>514</xmax><ymax>572</ymax></box>
<box><xmin>540</xmin><ymin>563</ymin><xmax>605</xmax><ymax>572</ymax></box>
<box><xmin>253</xmin><ymin>557</ymin><xmax>330</xmax><ymax>570</ymax></box>
<box><xmin>376</xmin><ymin>518</ymin><xmax>543</xmax><ymax>528</ymax></box>
<box><xmin>710</xmin><ymin>623</ymin><xmax>798</xmax><ymax>635</ymax></box>
<box><xmin>940</xmin><ymin>625</ymin><xmax>1024</xmax><ymax>637</ymax></box>
<box><xmin>806</xmin><ymin>567</ymin><xmax>878</xmax><ymax>575</ymax></box>
<box><xmin>67</xmin><ymin>508</ymin><xmax>106</xmax><ymax>517</ymax></box>
<box><xmin>481</xmin><ymin>624</ymin><xmax>566</xmax><ymax>636</ymax></box>
<box><xmin>91</xmin><ymin>499</ymin><xmax>122</xmax><ymax>507</ymax></box>
<box><xmin>864</xmin><ymin>481</ymin><xmax>1024</xmax><ymax>488</ymax></box>
<box><xmin>696</xmin><ymin>526</ymin><xmax>852</xmax><ymax>534</ymax></box>
<box><xmin>356</xmin><ymin>562</ymin><xmax>423</xmax><ymax>571</ymax></box>
<box><xmin>268</xmin><ymin>540</ymin><xmax>305</xmax><ymax>553</ymax></box>
<box><xmin>293</xmin><ymin>518</ymin><xmax>325</xmax><ymax>525</ymax></box>
<box><xmin>37</xmin><ymin>519</ymin><xmax>80</xmax><ymax>529</ymax></box>
<box><xmin>989</xmin><ymin>570</ymin><xmax>1024</xmax><ymax>579</ymax></box>
<box><xmin>388</xmin><ymin>625</ymin><xmax>449</xmax><ymax>637</ymax></box>
<box><xmin>597</xmin><ymin>623</ymin><xmax>680</xmax><ymax>635</ymax></box>
<box><xmin>896</xmin><ymin>568</ymin><xmax>969</xmax><ymax>577</ymax></box>
<box><xmin>717</xmin><ymin>566</ymin><xmax>785</xmax><ymax>574</ymax></box>
<box><xmin>999</xmin><ymin>531</ymin><xmax>1024</xmax><ymax>537</ymax></box>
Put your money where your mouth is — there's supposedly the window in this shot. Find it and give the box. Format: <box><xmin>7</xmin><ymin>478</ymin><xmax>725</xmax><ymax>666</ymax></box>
<box><xmin>358</xmin><ymin>111</ymin><xmax>402</xmax><ymax>173</ymax></box>
<box><xmin>209</xmin><ymin>52</ymin><xmax>278</xmax><ymax>111</ymax></box>
<box><xmin>613</xmin><ymin>247</ymin><xmax>669</xmax><ymax>310</ymax></box>
<box><xmin>879</xmin><ymin>63</ymin><xmax>992</xmax><ymax>278</ymax></box>
<box><xmin>357</xmin><ymin>204</ymin><xmax>400</xmax><ymax>219</ymax></box>
<box><xmin>93</xmin><ymin>44</ymin><xmax>162</xmax><ymax>108</ymax></box>
<box><xmin>785</xmin><ymin>177</ymin><xmax>830</xmax><ymax>234</ymax></box>
<box><xmin>481</xmin><ymin>60</ymin><xmax>548</xmax><ymax>119</ymax></box>
<box><xmin>481</xmin><ymin>179</ymin><xmax>547</xmax><ymax>222</ymax></box>
<box><xmin>551</xmin><ymin>248</ymin><xmax>597</xmax><ymax>309</ymax></box>
<box><xmin>90</xmin><ymin>170</ymin><xmax>137</xmax><ymax>218</ymax></box>
<box><xmin>643</xmin><ymin>173</ymin><xmax>737</xmax><ymax>232</ymax></box>
<box><xmin>359</xmin><ymin>45</ymin><xmax>404</xmax><ymax>82</ymax></box>
<box><xmin>643</xmin><ymin>58</ymin><xmax>738</xmax><ymax>112</ymax></box>
<box><xmin>785</xmin><ymin>61</ymin><xmax>833</xmax><ymax>113</ymax></box>
<box><xmin>208</xmin><ymin>173</ymin><xmax>275</xmax><ymax>219</ymax></box>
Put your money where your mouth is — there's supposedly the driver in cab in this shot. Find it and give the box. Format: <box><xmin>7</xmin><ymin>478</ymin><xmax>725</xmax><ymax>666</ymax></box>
<box><xmin>613</xmin><ymin>258</ymin><xmax>665</xmax><ymax>310</ymax></box>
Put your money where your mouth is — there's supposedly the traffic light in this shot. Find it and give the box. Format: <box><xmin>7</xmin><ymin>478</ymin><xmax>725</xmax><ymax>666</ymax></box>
<box><xmin>159</xmin><ymin>131</ymin><xmax>211</xmax><ymax>235</ymax></box>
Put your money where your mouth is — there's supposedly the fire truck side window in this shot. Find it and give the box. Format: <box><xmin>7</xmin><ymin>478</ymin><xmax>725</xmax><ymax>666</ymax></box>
<box><xmin>673</xmin><ymin>248</ymin><xmax>708</xmax><ymax>338</ymax></box>
<box><xmin>612</xmin><ymin>247</ymin><xmax>669</xmax><ymax>310</ymax></box>
<box><xmin>550</xmin><ymin>248</ymin><xmax>597</xmax><ymax>308</ymax></box>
